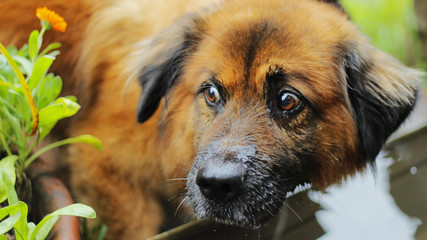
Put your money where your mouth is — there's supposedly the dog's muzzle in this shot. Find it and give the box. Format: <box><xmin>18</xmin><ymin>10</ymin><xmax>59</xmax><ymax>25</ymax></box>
<box><xmin>196</xmin><ymin>161</ymin><xmax>245</xmax><ymax>202</ymax></box>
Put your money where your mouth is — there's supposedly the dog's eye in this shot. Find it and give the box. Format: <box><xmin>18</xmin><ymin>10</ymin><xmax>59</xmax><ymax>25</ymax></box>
<box><xmin>204</xmin><ymin>86</ymin><xmax>220</xmax><ymax>105</ymax></box>
<box><xmin>279</xmin><ymin>92</ymin><xmax>300</xmax><ymax>111</ymax></box>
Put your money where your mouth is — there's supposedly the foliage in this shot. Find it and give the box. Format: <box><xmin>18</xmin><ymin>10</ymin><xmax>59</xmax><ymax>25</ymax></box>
<box><xmin>341</xmin><ymin>0</ymin><xmax>423</xmax><ymax>66</ymax></box>
<box><xmin>0</xmin><ymin>156</ymin><xmax>96</xmax><ymax>240</ymax></box>
<box><xmin>0</xmin><ymin>29</ymin><xmax>101</xmax><ymax>184</ymax></box>
<box><xmin>81</xmin><ymin>218</ymin><xmax>108</xmax><ymax>240</ymax></box>
<box><xmin>0</xmin><ymin>7</ymin><xmax>101</xmax><ymax>240</ymax></box>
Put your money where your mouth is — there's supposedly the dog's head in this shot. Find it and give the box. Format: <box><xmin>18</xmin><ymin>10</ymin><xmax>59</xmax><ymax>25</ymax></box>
<box><xmin>136</xmin><ymin>0</ymin><xmax>419</xmax><ymax>228</ymax></box>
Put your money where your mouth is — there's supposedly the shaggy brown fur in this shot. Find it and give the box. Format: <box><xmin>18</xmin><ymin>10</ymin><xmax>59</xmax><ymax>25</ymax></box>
<box><xmin>0</xmin><ymin>0</ymin><xmax>420</xmax><ymax>238</ymax></box>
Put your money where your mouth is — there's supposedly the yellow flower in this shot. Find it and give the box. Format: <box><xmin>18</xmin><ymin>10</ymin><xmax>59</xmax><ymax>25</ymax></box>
<box><xmin>36</xmin><ymin>7</ymin><xmax>67</xmax><ymax>32</ymax></box>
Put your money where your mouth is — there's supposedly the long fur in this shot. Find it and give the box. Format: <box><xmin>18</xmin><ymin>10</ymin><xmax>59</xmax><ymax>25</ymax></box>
<box><xmin>0</xmin><ymin>0</ymin><xmax>420</xmax><ymax>238</ymax></box>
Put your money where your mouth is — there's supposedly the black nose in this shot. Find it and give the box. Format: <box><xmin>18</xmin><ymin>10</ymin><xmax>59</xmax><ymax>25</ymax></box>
<box><xmin>196</xmin><ymin>165</ymin><xmax>244</xmax><ymax>202</ymax></box>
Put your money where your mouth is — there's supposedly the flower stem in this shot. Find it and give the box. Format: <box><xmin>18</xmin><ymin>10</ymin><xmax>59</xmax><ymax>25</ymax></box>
<box><xmin>0</xmin><ymin>42</ymin><xmax>39</xmax><ymax>135</ymax></box>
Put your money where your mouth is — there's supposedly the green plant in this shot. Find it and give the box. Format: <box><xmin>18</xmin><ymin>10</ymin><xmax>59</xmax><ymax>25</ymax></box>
<box><xmin>0</xmin><ymin>6</ymin><xmax>100</xmax><ymax>239</ymax></box>
<box><xmin>81</xmin><ymin>218</ymin><xmax>108</xmax><ymax>240</ymax></box>
<box><xmin>341</xmin><ymin>0</ymin><xmax>423</xmax><ymax>66</ymax></box>
<box><xmin>0</xmin><ymin>156</ymin><xmax>96</xmax><ymax>240</ymax></box>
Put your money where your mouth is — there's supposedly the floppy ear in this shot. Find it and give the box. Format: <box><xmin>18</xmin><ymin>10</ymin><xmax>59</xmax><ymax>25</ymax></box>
<box><xmin>318</xmin><ymin>0</ymin><xmax>346</xmax><ymax>13</ymax></box>
<box><xmin>344</xmin><ymin>43</ymin><xmax>420</xmax><ymax>162</ymax></box>
<box><xmin>136</xmin><ymin>13</ymin><xmax>203</xmax><ymax>123</ymax></box>
<box><xmin>318</xmin><ymin>0</ymin><xmax>342</xmax><ymax>7</ymax></box>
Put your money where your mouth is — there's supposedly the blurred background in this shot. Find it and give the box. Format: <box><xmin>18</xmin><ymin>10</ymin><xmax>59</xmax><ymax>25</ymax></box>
<box><xmin>342</xmin><ymin>0</ymin><xmax>426</xmax><ymax>68</ymax></box>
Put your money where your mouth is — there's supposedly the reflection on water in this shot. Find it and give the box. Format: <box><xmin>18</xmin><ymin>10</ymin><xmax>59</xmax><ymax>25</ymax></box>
<box><xmin>308</xmin><ymin>154</ymin><xmax>421</xmax><ymax>240</ymax></box>
<box><xmin>410</xmin><ymin>166</ymin><xmax>418</xmax><ymax>175</ymax></box>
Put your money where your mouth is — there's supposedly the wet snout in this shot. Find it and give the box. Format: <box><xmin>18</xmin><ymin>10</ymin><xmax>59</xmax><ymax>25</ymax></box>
<box><xmin>196</xmin><ymin>161</ymin><xmax>245</xmax><ymax>202</ymax></box>
<box><xmin>194</xmin><ymin>144</ymin><xmax>255</xmax><ymax>202</ymax></box>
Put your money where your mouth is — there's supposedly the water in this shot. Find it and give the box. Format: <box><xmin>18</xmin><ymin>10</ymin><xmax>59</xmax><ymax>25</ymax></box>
<box><xmin>308</xmin><ymin>155</ymin><xmax>421</xmax><ymax>240</ymax></box>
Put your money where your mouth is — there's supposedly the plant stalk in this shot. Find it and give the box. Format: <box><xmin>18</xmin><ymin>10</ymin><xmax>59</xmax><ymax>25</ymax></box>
<box><xmin>0</xmin><ymin>43</ymin><xmax>39</xmax><ymax>135</ymax></box>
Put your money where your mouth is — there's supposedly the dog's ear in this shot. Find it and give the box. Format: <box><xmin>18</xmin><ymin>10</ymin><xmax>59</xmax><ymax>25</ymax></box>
<box><xmin>318</xmin><ymin>0</ymin><xmax>346</xmax><ymax>12</ymax></box>
<box><xmin>343</xmin><ymin>43</ymin><xmax>420</xmax><ymax>162</ymax></box>
<box><xmin>136</xmin><ymin>14</ymin><xmax>203</xmax><ymax>123</ymax></box>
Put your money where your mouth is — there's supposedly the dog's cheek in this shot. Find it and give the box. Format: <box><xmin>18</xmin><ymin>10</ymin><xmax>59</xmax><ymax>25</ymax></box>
<box><xmin>260</xmin><ymin>109</ymin><xmax>320</xmax><ymax>186</ymax></box>
<box><xmin>309</xmin><ymin>103</ymin><xmax>360</xmax><ymax>189</ymax></box>
<box><xmin>191</xmin><ymin>96</ymin><xmax>217</xmax><ymax>149</ymax></box>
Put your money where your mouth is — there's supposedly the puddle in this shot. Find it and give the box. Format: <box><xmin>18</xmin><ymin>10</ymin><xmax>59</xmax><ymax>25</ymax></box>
<box><xmin>309</xmin><ymin>155</ymin><xmax>421</xmax><ymax>240</ymax></box>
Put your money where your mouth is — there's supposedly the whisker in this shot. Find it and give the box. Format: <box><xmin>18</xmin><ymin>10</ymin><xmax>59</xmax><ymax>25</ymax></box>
<box><xmin>282</xmin><ymin>201</ymin><xmax>302</xmax><ymax>222</ymax></box>
<box><xmin>268</xmin><ymin>191</ymin><xmax>302</xmax><ymax>221</ymax></box>
<box><xmin>169</xmin><ymin>189</ymin><xmax>188</xmax><ymax>201</ymax></box>
<box><xmin>162</xmin><ymin>182</ymin><xmax>188</xmax><ymax>189</ymax></box>
<box><xmin>161</xmin><ymin>177</ymin><xmax>188</xmax><ymax>189</ymax></box>
<box><xmin>267</xmin><ymin>196</ymin><xmax>288</xmax><ymax>216</ymax></box>
<box><xmin>174</xmin><ymin>196</ymin><xmax>189</xmax><ymax>217</ymax></box>
<box><xmin>166</xmin><ymin>178</ymin><xmax>188</xmax><ymax>182</ymax></box>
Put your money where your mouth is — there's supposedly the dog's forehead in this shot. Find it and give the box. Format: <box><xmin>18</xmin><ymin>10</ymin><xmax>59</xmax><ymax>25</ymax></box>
<box><xmin>187</xmin><ymin>0</ymin><xmax>356</xmax><ymax>103</ymax></box>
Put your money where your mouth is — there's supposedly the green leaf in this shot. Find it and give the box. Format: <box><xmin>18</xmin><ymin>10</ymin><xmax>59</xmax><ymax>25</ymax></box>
<box><xmin>63</xmin><ymin>95</ymin><xmax>77</xmax><ymax>102</ymax></box>
<box><xmin>0</xmin><ymin>204</ymin><xmax>20</xmax><ymax>224</ymax></box>
<box><xmin>0</xmin><ymin>211</ymin><xmax>20</xmax><ymax>235</ymax></box>
<box><xmin>30</xmin><ymin>204</ymin><xmax>96</xmax><ymax>240</ymax></box>
<box><xmin>39</xmin><ymin>42</ymin><xmax>61</xmax><ymax>58</ymax></box>
<box><xmin>39</xmin><ymin>97</ymin><xmax>80</xmax><ymax>126</ymax></box>
<box><xmin>27</xmin><ymin>222</ymin><xmax>36</xmax><ymax>240</ymax></box>
<box><xmin>70</xmin><ymin>135</ymin><xmax>103</xmax><ymax>151</ymax></box>
<box><xmin>28</xmin><ymin>30</ymin><xmax>40</xmax><ymax>62</ymax></box>
<box><xmin>0</xmin><ymin>235</ymin><xmax>7</xmax><ymax>240</ymax></box>
<box><xmin>36</xmin><ymin>74</ymin><xmax>62</xmax><ymax>110</ymax></box>
<box><xmin>38</xmin><ymin>97</ymin><xmax>80</xmax><ymax>140</ymax></box>
<box><xmin>0</xmin><ymin>202</ymin><xmax>28</xmax><ymax>239</ymax></box>
<box><xmin>28</xmin><ymin>56</ymin><xmax>54</xmax><ymax>90</ymax></box>
<box><xmin>13</xmin><ymin>202</ymin><xmax>29</xmax><ymax>240</ymax></box>
<box><xmin>26</xmin><ymin>134</ymin><xmax>102</xmax><ymax>168</ymax></box>
<box><xmin>50</xmin><ymin>203</ymin><xmax>96</xmax><ymax>219</ymax></box>
<box><xmin>17</xmin><ymin>44</ymin><xmax>29</xmax><ymax>58</ymax></box>
<box><xmin>0</xmin><ymin>79</ymin><xmax>9</xmax><ymax>99</ymax></box>
<box><xmin>0</xmin><ymin>54</ymin><xmax>6</xmax><ymax>68</ymax></box>
<box><xmin>0</xmin><ymin>57</ymin><xmax>16</xmax><ymax>86</ymax></box>
<box><xmin>7</xmin><ymin>89</ymin><xmax>28</xmax><ymax>122</ymax></box>
<box><xmin>6</xmin><ymin>45</ymin><xmax>19</xmax><ymax>56</ymax></box>
<box><xmin>2</xmin><ymin>170</ymin><xmax>18</xmax><ymax>206</ymax></box>
<box><xmin>33</xmin><ymin>216</ymin><xmax>59</xmax><ymax>240</ymax></box>
<box><xmin>0</xmin><ymin>155</ymin><xmax>18</xmax><ymax>187</ymax></box>
<box><xmin>0</xmin><ymin>156</ymin><xmax>19</xmax><ymax>206</ymax></box>
<box><xmin>13</xmin><ymin>56</ymin><xmax>33</xmax><ymax>76</ymax></box>
<box><xmin>97</xmin><ymin>224</ymin><xmax>108</xmax><ymax>240</ymax></box>
<box><xmin>45</xmin><ymin>50</ymin><xmax>60</xmax><ymax>58</ymax></box>
<box><xmin>0</xmin><ymin>107</ymin><xmax>26</xmax><ymax>151</ymax></box>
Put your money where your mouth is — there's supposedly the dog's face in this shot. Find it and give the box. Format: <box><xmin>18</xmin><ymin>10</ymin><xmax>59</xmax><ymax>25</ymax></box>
<box><xmin>136</xmin><ymin>0</ymin><xmax>418</xmax><ymax>228</ymax></box>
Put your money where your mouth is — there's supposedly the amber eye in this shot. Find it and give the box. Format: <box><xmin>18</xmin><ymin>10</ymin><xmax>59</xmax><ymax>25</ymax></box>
<box><xmin>204</xmin><ymin>86</ymin><xmax>220</xmax><ymax>105</ymax></box>
<box><xmin>279</xmin><ymin>92</ymin><xmax>300</xmax><ymax>111</ymax></box>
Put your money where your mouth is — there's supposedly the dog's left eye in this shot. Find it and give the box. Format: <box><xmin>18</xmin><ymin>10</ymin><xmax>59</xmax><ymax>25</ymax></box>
<box><xmin>204</xmin><ymin>86</ymin><xmax>220</xmax><ymax>105</ymax></box>
<box><xmin>278</xmin><ymin>92</ymin><xmax>301</xmax><ymax>112</ymax></box>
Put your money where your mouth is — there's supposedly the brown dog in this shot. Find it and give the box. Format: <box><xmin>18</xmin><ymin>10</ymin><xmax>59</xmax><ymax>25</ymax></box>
<box><xmin>0</xmin><ymin>0</ymin><xmax>420</xmax><ymax>238</ymax></box>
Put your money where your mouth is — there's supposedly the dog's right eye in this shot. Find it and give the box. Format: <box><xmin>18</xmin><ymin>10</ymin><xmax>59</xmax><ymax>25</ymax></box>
<box><xmin>279</xmin><ymin>92</ymin><xmax>300</xmax><ymax>112</ymax></box>
<box><xmin>204</xmin><ymin>86</ymin><xmax>220</xmax><ymax>105</ymax></box>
